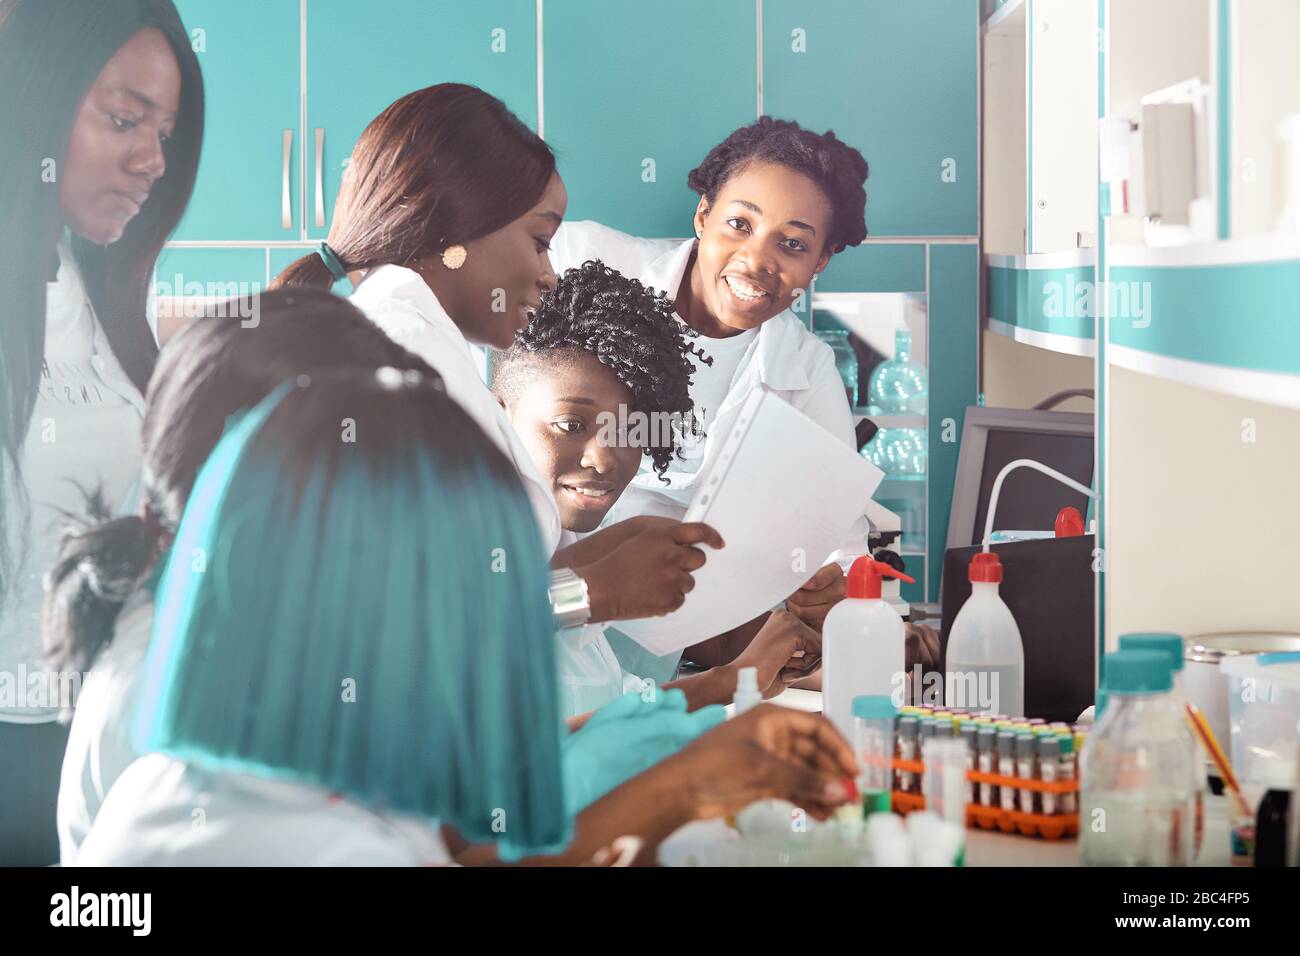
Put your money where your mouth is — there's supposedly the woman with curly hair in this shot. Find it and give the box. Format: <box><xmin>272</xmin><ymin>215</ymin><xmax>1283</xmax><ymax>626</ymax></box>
<box><xmin>494</xmin><ymin>261</ymin><xmax>822</xmax><ymax>717</ymax></box>
<box><xmin>548</xmin><ymin>118</ymin><xmax>873</xmax><ymax>678</ymax></box>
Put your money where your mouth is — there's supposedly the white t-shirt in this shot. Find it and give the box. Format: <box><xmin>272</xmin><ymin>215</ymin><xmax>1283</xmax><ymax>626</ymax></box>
<box><xmin>0</xmin><ymin>236</ymin><xmax>145</xmax><ymax>723</ymax></box>
<box><xmin>78</xmin><ymin>753</ymin><xmax>453</xmax><ymax>866</ymax></box>
<box><xmin>349</xmin><ymin>265</ymin><xmax>562</xmax><ymax>556</ymax></box>
<box><xmin>56</xmin><ymin>590</ymin><xmax>153</xmax><ymax>865</ymax></box>
<box><xmin>679</xmin><ymin>325</ymin><xmax>758</xmax><ymax>470</ymax></box>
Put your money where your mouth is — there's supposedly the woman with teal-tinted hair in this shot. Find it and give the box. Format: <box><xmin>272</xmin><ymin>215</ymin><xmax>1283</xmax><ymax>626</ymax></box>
<box><xmin>79</xmin><ymin>372</ymin><xmax>859</xmax><ymax>865</ymax></box>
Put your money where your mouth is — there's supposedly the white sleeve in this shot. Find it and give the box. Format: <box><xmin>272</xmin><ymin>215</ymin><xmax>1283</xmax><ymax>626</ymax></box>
<box><xmin>549</xmin><ymin>221</ymin><xmax>672</xmax><ymax>284</ymax></box>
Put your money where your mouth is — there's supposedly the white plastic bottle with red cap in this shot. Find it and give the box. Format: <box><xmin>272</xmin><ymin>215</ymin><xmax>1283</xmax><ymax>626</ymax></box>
<box><xmin>943</xmin><ymin>551</ymin><xmax>1024</xmax><ymax>717</ymax></box>
<box><xmin>821</xmin><ymin>556</ymin><xmax>915</xmax><ymax>740</ymax></box>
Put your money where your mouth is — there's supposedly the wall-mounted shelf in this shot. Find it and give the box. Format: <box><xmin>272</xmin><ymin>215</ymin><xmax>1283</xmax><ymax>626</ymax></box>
<box><xmin>1106</xmin><ymin>238</ymin><xmax>1300</xmax><ymax>410</ymax></box>
<box><xmin>985</xmin><ymin>250</ymin><xmax>1097</xmax><ymax>357</ymax></box>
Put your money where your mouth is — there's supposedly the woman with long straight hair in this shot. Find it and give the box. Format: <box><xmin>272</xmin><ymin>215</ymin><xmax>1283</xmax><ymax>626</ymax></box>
<box><xmin>0</xmin><ymin>0</ymin><xmax>204</xmax><ymax>865</ymax></box>
<box><xmin>43</xmin><ymin>289</ymin><xmax>436</xmax><ymax>864</ymax></box>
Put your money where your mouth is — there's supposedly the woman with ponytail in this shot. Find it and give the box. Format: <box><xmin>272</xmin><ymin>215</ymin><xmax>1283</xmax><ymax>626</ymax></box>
<box><xmin>0</xmin><ymin>0</ymin><xmax>204</xmax><ymax>866</ymax></box>
<box><xmin>43</xmin><ymin>289</ymin><xmax>435</xmax><ymax>864</ymax></box>
<box><xmin>273</xmin><ymin>83</ymin><xmax>729</xmax><ymax>644</ymax></box>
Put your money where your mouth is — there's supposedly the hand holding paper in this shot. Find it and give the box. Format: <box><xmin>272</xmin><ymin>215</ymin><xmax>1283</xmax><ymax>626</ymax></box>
<box><xmin>617</xmin><ymin>388</ymin><xmax>883</xmax><ymax>655</ymax></box>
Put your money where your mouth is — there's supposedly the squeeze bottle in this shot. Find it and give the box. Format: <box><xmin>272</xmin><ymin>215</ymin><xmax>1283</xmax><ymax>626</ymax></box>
<box><xmin>822</xmin><ymin>556</ymin><xmax>915</xmax><ymax>740</ymax></box>
<box><xmin>943</xmin><ymin>551</ymin><xmax>1024</xmax><ymax>717</ymax></box>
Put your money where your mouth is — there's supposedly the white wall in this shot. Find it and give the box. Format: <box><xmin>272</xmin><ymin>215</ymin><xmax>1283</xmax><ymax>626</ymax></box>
<box><xmin>982</xmin><ymin>330</ymin><xmax>1095</xmax><ymax>412</ymax></box>
<box><xmin>1234</xmin><ymin>0</ymin><xmax>1300</xmax><ymax>237</ymax></box>
<box><xmin>983</xmin><ymin>26</ymin><xmax>1027</xmax><ymax>254</ymax></box>
<box><xmin>1106</xmin><ymin>366</ymin><xmax>1300</xmax><ymax>645</ymax></box>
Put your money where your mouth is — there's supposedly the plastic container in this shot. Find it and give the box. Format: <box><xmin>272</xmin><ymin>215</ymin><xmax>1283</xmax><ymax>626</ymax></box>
<box><xmin>732</xmin><ymin>666</ymin><xmax>762</xmax><ymax>716</ymax></box>
<box><xmin>822</xmin><ymin>556</ymin><xmax>915</xmax><ymax>740</ymax></box>
<box><xmin>1081</xmin><ymin>650</ymin><xmax>1197</xmax><ymax>866</ymax></box>
<box><xmin>853</xmin><ymin>695</ymin><xmax>897</xmax><ymax>815</ymax></box>
<box><xmin>1219</xmin><ymin>652</ymin><xmax>1300</xmax><ymax>789</ymax></box>
<box><xmin>921</xmin><ymin>737</ymin><xmax>968</xmax><ymax>831</ymax></box>
<box><xmin>943</xmin><ymin>551</ymin><xmax>1024</xmax><ymax>717</ymax></box>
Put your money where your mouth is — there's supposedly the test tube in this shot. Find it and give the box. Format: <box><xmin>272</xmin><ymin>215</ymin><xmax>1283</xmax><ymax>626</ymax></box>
<box><xmin>996</xmin><ymin>731</ymin><xmax>1016</xmax><ymax>812</ymax></box>
<box><xmin>976</xmin><ymin>725</ymin><xmax>998</xmax><ymax>807</ymax></box>
<box><xmin>1037</xmin><ymin>735</ymin><xmax>1060</xmax><ymax>815</ymax></box>
<box><xmin>897</xmin><ymin>716</ymin><xmax>919</xmax><ymax>792</ymax></box>
<box><xmin>852</xmin><ymin>695</ymin><xmax>897</xmax><ymax>817</ymax></box>
<box><xmin>1015</xmin><ymin>733</ymin><xmax>1037</xmax><ymax>814</ymax></box>
<box><xmin>960</xmin><ymin>723</ymin><xmax>978</xmax><ymax>804</ymax></box>
<box><xmin>922</xmin><ymin>736</ymin><xmax>969</xmax><ymax>829</ymax></box>
<box><xmin>1058</xmin><ymin>734</ymin><xmax>1077</xmax><ymax>813</ymax></box>
<box><xmin>935</xmin><ymin>717</ymin><xmax>954</xmax><ymax>738</ymax></box>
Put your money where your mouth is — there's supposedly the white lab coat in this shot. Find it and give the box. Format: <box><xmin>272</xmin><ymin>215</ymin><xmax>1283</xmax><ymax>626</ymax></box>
<box><xmin>56</xmin><ymin>590</ymin><xmax>153</xmax><ymax>865</ymax></box>
<box><xmin>552</xmin><ymin>530</ymin><xmax>649</xmax><ymax>717</ymax></box>
<box><xmin>548</xmin><ymin>221</ymin><xmax>860</xmax><ymax>530</ymax></box>
<box><xmin>78</xmin><ymin>753</ymin><xmax>453</xmax><ymax>866</ymax></box>
<box><xmin>349</xmin><ymin>265</ymin><xmax>562</xmax><ymax>556</ymax></box>
<box><xmin>0</xmin><ymin>235</ymin><xmax>145</xmax><ymax>723</ymax></box>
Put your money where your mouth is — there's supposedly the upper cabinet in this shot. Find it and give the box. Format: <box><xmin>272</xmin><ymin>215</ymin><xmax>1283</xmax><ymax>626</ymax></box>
<box><xmin>764</xmin><ymin>0</ymin><xmax>979</xmax><ymax>238</ymax></box>
<box><xmin>542</xmin><ymin>0</ymin><xmax>756</xmax><ymax>239</ymax></box>
<box><xmin>305</xmin><ymin>0</ymin><xmax>537</xmax><ymax>240</ymax></box>
<box><xmin>171</xmin><ymin>0</ymin><xmax>301</xmax><ymax>241</ymax></box>
<box><xmin>172</xmin><ymin>1</ymin><xmax>536</xmax><ymax>244</ymax></box>
<box><xmin>983</xmin><ymin>0</ymin><xmax>1098</xmax><ymax>256</ymax></box>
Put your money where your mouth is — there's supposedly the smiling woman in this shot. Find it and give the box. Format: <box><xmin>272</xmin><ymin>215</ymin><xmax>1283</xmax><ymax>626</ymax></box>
<box><xmin>547</xmin><ymin>118</ymin><xmax>871</xmax><ymax>679</ymax></box>
<box><xmin>0</xmin><ymin>0</ymin><xmax>204</xmax><ymax>866</ymax></box>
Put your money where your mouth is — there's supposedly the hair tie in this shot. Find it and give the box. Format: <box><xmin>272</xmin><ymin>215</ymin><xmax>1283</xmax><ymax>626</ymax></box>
<box><xmin>316</xmin><ymin>242</ymin><xmax>348</xmax><ymax>282</ymax></box>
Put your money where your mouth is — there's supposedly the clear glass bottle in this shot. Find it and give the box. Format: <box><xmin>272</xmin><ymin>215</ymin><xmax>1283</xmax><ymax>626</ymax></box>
<box><xmin>1081</xmin><ymin>650</ymin><xmax>1197</xmax><ymax>866</ymax></box>
<box><xmin>861</xmin><ymin>427</ymin><xmax>928</xmax><ymax>478</ymax></box>
<box><xmin>867</xmin><ymin>328</ymin><xmax>928</xmax><ymax>415</ymax></box>
<box><xmin>815</xmin><ymin>329</ymin><xmax>859</xmax><ymax>408</ymax></box>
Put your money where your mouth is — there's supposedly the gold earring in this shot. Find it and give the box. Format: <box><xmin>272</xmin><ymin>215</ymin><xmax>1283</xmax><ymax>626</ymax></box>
<box><xmin>441</xmin><ymin>245</ymin><xmax>467</xmax><ymax>270</ymax></box>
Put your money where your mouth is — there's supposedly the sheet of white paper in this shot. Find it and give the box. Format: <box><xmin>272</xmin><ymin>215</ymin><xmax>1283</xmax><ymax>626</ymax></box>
<box><xmin>617</xmin><ymin>388</ymin><xmax>884</xmax><ymax>656</ymax></box>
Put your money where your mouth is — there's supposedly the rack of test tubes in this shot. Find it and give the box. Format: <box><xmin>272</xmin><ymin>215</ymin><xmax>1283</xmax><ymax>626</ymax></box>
<box><xmin>889</xmin><ymin>708</ymin><xmax>1087</xmax><ymax>840</ymax></box>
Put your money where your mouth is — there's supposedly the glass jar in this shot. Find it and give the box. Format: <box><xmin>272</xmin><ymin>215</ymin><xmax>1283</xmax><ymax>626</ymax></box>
<box><xmin>867</xmin><ymin>328</ymin><xmax>928</xmax><ymax>415</ymax></box>
<box><xmin>815</xmin><ymin>328</ymin><xmax>859</xmax><ymax>408</ymax></box>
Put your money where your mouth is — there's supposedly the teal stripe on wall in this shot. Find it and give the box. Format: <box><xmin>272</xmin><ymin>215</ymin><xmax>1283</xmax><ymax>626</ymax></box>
<box><xmin>987</xmin><ymin>264</ymin><xmax>1096</xmax><ymax>339</ymax></box>
<box><xmin>817</xmin><ymin>244</ymin><xmax>927</xmax><ymax>292</ymax></box>
<box><xmin>927</xmin><ymin>245</ymin><xmax>979</xmax><ymax>602</ymax></box>
<box><xmin>1109</xmin><ymin>258</ymin><xmax>1300</xmax><ymax>374</ymax></box>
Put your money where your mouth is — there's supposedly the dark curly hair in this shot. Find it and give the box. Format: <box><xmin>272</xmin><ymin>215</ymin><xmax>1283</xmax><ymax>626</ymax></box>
<box><xmin>687</xmin><ymin>116</ymin><xmax>869</xmax><ymax>254</ymax></box>
<box><xmin>493</xmin><ymin>260</ymin><xmax>710</xmax><ymax>482</ymax></box>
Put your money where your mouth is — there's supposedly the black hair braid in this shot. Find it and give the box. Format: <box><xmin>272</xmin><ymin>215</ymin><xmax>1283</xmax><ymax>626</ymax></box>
<box><xmin>504</xmin><ymin>260</ymin><xmax>710</xmax><ymax>481</ymax></box>
<box><xmin>687</xmin><ymin>116</ymin><xmax>869</xmax><ymax>253</ymax></box>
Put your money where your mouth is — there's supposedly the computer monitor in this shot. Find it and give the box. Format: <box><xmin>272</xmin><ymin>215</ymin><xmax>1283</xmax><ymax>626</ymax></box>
<box><xmin>945</xmin><ymin>406</ymin><xmax>1094</xmax><ymax>553</ymax></box>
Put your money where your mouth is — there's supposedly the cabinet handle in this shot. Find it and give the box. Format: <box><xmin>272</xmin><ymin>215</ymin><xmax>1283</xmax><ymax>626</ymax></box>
<box><xmin>280</xmin><ymin>129</ymin><xmax>293</xmax><ymax>229</ymax></box>
<box><xmin>314</xmin><ymin>127</ymin><xmax>326</xmax><ymax>228</ymax></box>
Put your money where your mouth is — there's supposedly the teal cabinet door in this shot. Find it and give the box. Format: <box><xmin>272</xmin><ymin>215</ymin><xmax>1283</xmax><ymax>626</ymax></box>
<box><xmin>763</xmin><ymin>0</ymin><xmax>979</xmax><ymax>237</ymax></box>
<box><xmin>305</xmin><ymin>0</ymin><xmax>537</xmax><ymax>240</ymax></box>
<box><xmin>171</xmin><ymin>0</ymin><xmax>301</xmax><ymax>241</ymax></box>
<box><xmin>544</xmin><ymin>0</ymin><xmax>757</xmax><ymax>238</ymax></box>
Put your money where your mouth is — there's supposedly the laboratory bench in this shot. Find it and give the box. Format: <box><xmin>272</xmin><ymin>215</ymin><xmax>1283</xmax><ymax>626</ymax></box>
<box><xmin>667</xmin><ymin>687</ymin><xmax>1234</xmax><ymax>867</ymax></box>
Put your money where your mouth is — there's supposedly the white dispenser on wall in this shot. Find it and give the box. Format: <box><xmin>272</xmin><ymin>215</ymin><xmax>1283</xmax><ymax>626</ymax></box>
<box><xmin>822</xmin><ymin>556</ymin><xmax>914</xmax><ymax>740</ymax></box>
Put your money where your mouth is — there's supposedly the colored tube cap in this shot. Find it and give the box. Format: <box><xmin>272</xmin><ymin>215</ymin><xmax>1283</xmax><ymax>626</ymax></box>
<box><xmin>852</xmin><ymin>695</ymin><xmax>898</xmax><ymax>721</ymax></box>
